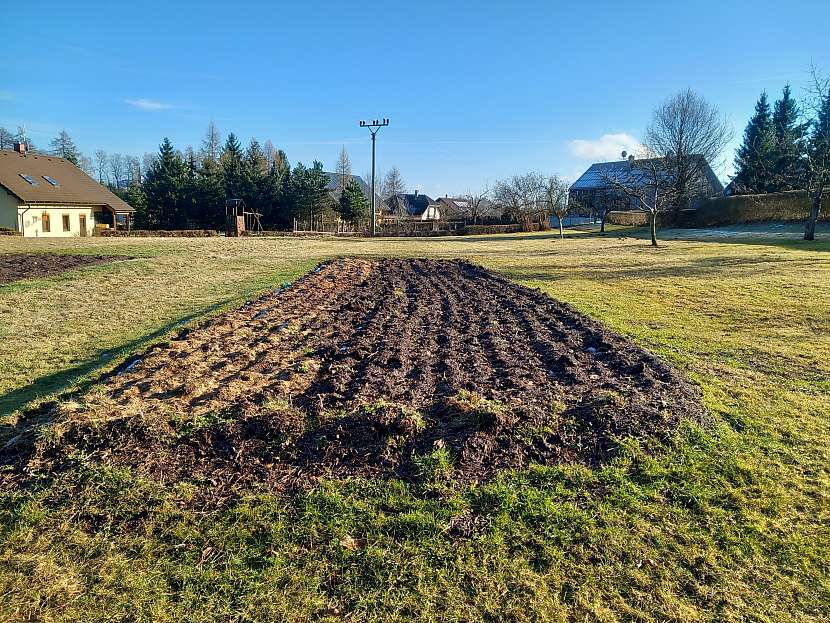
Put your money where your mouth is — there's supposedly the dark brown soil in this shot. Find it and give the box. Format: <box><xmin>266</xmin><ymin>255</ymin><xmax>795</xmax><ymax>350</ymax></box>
<box><xmin>0</xmin><ymin>253</ymin><xmax>124</xmax><ymax>284</ymax></box>
<box><xmin>3</xmin><ymin>259</ymin><xmax>707</xmax><ymax>498</ymax></box>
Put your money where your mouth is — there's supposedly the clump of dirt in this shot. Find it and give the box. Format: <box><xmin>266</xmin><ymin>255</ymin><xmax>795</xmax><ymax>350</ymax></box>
<box><xmin>2</xmin><ymin>258</ymin><xmax>708</xmax><ymax>498</ymax></box>
<box><xmin>0</xmin><ymin>253</ymin><xmax>127</xmax><ymax>284</ymax></box>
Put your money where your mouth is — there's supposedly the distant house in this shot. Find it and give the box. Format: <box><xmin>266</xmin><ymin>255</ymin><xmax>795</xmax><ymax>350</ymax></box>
<box><xmin>436</xmin><ymin>196</ymin><xmax>502</xmax><ymax>221</ymax></box>
<box><xmin>436</xmin><ymin>196</ymin><xmax>469</xmax><ymax>219</ymax></box>
<box><xmin>0</xmin><ymin>143</ymin><xmax>134</xmax><ymax>237</ymax></box>
<box><xmin>569</xmin><ymin>156</ymin><xmax>723</xmax><ymax>214</ymax></box>
<box><xmin>385</xmin><ymin>191</ymin><xmax>442</xmax><ymax>221</ymax></box>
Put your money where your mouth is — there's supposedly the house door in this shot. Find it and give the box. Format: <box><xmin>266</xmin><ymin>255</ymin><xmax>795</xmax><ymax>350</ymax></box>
<box><xmin>79</xmin><ymin>214</ymin><xmax>87</xmax><ymax>237</ymax></box>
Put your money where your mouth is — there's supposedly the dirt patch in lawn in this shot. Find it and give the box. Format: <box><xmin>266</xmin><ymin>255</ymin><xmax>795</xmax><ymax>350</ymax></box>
<box><xmin>0</xmin><ymin>253</ymin><xmax>126</xmax><ymax>284</ymax></box>
<box><xmin>3</xmin><ymin>258</ymin><xmax>707</xmax><ymax>499</ymax></box>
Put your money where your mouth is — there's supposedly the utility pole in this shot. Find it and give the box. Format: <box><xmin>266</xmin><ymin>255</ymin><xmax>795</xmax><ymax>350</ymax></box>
<box><xmin>359</xmin><ymin>118</ymin><xmax>389</xmax><ymax>236</ymax></box>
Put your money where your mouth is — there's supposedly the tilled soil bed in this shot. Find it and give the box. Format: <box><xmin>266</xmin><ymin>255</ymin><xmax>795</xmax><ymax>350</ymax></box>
<box><xmin>5</xmin><ymin>258</ymin><xmax>707</xmax><ymax>497</ymax></box>
<box><xmin>0</xmin><ymin>253</ymin><xmax>125</xmax><ymax>284</ymax></box>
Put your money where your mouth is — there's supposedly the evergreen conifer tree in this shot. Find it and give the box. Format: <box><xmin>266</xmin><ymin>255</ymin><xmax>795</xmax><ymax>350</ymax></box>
<box><xmin>307</xmin><ymin>160</ymin><xmax>332</xmax><ymax>221</ymax></box>
<box><xmin>221</xmin><ymin>133</ymin><xmax>245</xmax><ymax>201</ymax></box>
<box><xmin>258</xmin><ymin>159</ymin><xmax>290</xmax><ymax>229</ymax></box>
<box><xmin>197</xmin><ymin>157</ymin><xmax>226</xmax><ymax>229</ymax></box>
<box><xmin>287</xmin><ymin>162</ymin><xmax>310</xmax><ymax>222</ymax></box>
<box><xmin>244</xmin><ymin>138</ymin><xmax>268</xmax><ymax>210</ymax></box>
<box><xmin>337</xmin><ymin>178</ymin><xmax>369</xmax><ymax>225</ymax></box>
<box><xmin>733</xmin><ymin>92</ymin><xmax>775</xmax><ymax>193</ymax></box>
<box><xmin>771</xmin><ymin>84</ymin><xmax>808</xmax><ymax>190</ymax></box>
<box><xmin>49</xmin><ymin>130</ymin><xmax>81</xmax><ymax>165</ymax></box>
<box><xmin>142</xmin><ymin>138</ymin><xmax>187</xmax><ymax>229</ymax></box>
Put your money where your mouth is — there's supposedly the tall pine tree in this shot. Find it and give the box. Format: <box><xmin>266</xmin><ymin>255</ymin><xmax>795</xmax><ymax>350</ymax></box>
<box><xmin>197</xmin><ymin>157</ymin><xmax>226</xmax><ymax>229</ymax></box>
<box><xmin>258</xmin><ymin>157</ymin><xmax>290</xmax><ymax>229</ymax></box>
<box><xmin>286</xmin><ymin>161</ymin><xmax>331</xmax><ymax>223</ymax></box>
<box><xmin>221</xmin><ymin>133</ymin><xmax>246</xmax><ymax>201</ymax></box>
<box><xmin>733</xmin><ymin>92</ymin><xmax>775</xmax><ymax>193</ymax></box>
<box><xmin>50</xmin><ymin>130</ymin><xmax>81</xmax><ymax>165</ymax></box>
<box><xmin>181</xmin><ymin>148</ymin><xmax>201</xmax><ymax>228</ymax></box>
<box><xmin>337</xmin><ymin>178</ymin><xmax>369</xmax><ymax>225</ymax></box>
<box><xmin>771</xmin><ymin>84</ymin><xmax>807</xmax><ymax>191</ymax></box>
<box><xmin>142</xmin><ymin>138</ymin><xmax>187</xmax><ymax>229</ymax></box>
<box><xmin>307</xmin><ymin>160</ymin><xmax>332</xmax><ymax>221</ymax></box>
<box><xmin>244</xmin><ymin>138</ymin><xmax>268</xmax><ymax>209</ymax></box>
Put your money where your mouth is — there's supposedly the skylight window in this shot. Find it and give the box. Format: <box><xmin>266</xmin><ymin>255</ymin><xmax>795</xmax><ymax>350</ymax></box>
<box><xmin>19</xmin><ymin>174</ymin><xmax>38</xmax><ymax>186</ymax></box>
<box><xmin>43</xmin><ymin>175</ymin><xmax>60</xmax><ymax>187</ymax></box>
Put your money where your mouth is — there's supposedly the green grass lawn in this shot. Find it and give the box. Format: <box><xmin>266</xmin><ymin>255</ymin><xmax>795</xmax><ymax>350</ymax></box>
<box><xmin>1</xmin><ymin>228</ymin><xmax>829</xmax><ymax>621</ymax></box>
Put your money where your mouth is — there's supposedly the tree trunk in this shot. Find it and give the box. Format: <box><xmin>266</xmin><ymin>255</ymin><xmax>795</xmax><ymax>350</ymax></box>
<box><xmin>600</xmin><ymin>211</ymin><xmax>606</xmax><ymax>233</ymax></box>
<box><xmin>558</xmin><ymin>216</ymin><xmax>564</xmax><ymax>239</ymax></box>
<box><xmin>804</xmin><ymin>187</ymin><xmax>822</xmax><ymax>241</ymax></box>
<box><xmin>649</xmin><ymin>211</ymin><xmax>658</xmax><ymax>247</ymax></box>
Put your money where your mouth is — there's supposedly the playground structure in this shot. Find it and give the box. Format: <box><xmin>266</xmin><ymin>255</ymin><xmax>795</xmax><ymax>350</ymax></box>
<box><xmin>225</xmin><ymin>199</ymin><xmax>263</xmax><ymax>236</ymax></box>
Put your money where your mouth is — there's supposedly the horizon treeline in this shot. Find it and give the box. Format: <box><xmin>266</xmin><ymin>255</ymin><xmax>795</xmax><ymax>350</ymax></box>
<box><xmin>0</xmin><ymin>123</ymin><xmax>370</xmax><ymax>230</ymax></box>
<box><xmin>127</xmin><ymin>127</ymin><xmax>354</xmax><ymax>230</ymax></box>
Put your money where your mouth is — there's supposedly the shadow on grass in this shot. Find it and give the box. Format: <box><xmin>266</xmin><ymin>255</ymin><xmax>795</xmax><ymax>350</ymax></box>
<box><xmin>638</xmin><ymin>224</ymin><xmax>830</xmax><ymax>252</ymax></box>
<box><xmin>0</xmin><ymin>296</ymin><xmax>240</xmax><ymax>421</ymax></box>
<box><xmin>447</xmin><ymin>228</ymin><xmax>639</xmax><ymax>244</ymax></box>
<box><xmin>503</xmin><ymin>251</ymin><xmax>830</xmax><ymax>284</ymax></box>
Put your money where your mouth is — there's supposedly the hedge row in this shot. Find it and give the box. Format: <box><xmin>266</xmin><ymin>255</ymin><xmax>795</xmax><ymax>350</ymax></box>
<box><xmin>606</xmin><ymin>212</ymin><xmax>675</xmax><ymax>227</ymax></box>
<box><xmin>688</xmin><ymin>190</ymin><xmax>824</xmax><ymax>227</ymax></box>
<box><xmin>98</xmin><ymin>229</ymin><xmax>219</xmax><ymax>237</ymax></box>
<box><xmin>458</xmin><ymin>223</ymin><xmax>543</xmax><ymax>235</ymax></box>
<box><xmin>606</xmin><ymin>190</ymin><xmax>824</xmax><ymax>229</ymax></box>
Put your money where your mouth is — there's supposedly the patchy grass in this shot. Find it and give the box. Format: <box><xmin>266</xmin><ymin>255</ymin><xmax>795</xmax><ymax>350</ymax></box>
<box><xmin>1</xmin><ymin>229</ymin><xmax>829</xmax><ymax>621</ymax></box>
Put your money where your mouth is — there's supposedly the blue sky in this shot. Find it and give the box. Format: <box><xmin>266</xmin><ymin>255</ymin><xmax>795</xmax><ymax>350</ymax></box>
<box><xmin>2</xmin><ymin>0</ymin><xmax>828</xmax><ymax>197</ymax></box>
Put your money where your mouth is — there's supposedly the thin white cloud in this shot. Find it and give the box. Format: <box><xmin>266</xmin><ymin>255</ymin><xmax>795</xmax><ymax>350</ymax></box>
<box><xmin>569</xmin><ymin>132</ymin><xmax>643</xmax><ymax>161</ymax></box>
<box><xmin>125</xmin><ymin>98</ymin><xmax>173</xmax><ymax>111</ymax></box>
<box><xmin>0</xmin><ymin>90</ymin><xmax>14</xmax><ymax>101</ymax></box>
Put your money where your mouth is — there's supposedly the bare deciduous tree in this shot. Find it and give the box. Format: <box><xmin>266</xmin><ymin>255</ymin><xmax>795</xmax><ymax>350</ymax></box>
<box><xmin>94</xmin><ymin>150</ymin><xmax>109</xmax><ymax>184</ymax></box>
<box><xmin>493</xmin><ymin>172</ymin><xmax>546</xmax><ymax>232</ymax></box>
<box><xmin>0</xmin><ymin>127</ymin><xmax>14</xmax><ymax>149</ymax></box>
<box><xmin>645</xmin><ymin>89</ymin><xmax>732</xmax><ymax>214</ymax></box>
<box><xmin>801</xmin><ymin>67</ymin><xmax>830</xmax><ymax>240</ymax></box>
<box><xmin>601</xmin><ymin>156</ymin><xmax>679</xmax><ymax>246</ymax></box>
<box><xmin>263</xmin><ymin>139</ymin><xmax>279</xmax><ymax>171</ymax></box>
<box><xmin>381</xmin><ymin>167</ymin><xmax>407</xmax><ymax>223</ymax></box>
<box><xmin>142</xmin><ymin>153</ymin><xmax>157</xmax><ymax>177</ymax></box>
<box><xmin>200</xmin><ymin>121</ymin><xmax>222</xmax><ymax>163</ymax></box>
<box><xmin>125</xmin><ymin>155</ymin><xmax>141</xmax><ymax>185</ymax></box>
<box><xmin>542</xmin><ymin>175</ymin><xmax>570</xmax><ymax>238</ymax></box>
<box><xmin>594</xmin><ymin>90</ymin><xmax>730</xmax><ymax>247</ymax></box>
<box><xmin>336</xmin><ymin>146</ymin><xmax>352</xmax><ymax>194</ymax></box>
<box><xmin>109</xmin><ymin>153</ymin><xmax>126</xmax><ymax>189</ymax></box>
<box><xmin>78</xmin><ymin>155</ymin><xmax>94</xmax><ymax>178</ymax></box>
<box><xmin>570</xmin><ymin>189</ymin><xmax>613</xmax><ymax>233</ymax></box>
<box><xmin>461</xmin><ymin>185</ymin><xmax>490</xmax><ymax>224</ymax></box>
<box><xmin>382</xmin><ymin>167</ymin><xmax>405</xmax><ymax>198</ymax></box>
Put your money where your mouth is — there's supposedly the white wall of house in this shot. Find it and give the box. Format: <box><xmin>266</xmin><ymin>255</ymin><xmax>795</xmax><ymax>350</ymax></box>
<box><xmin>0</xmin><ymin>190</ymin><xmax>19</xmax><ymax>230</ymax></box>
<box><xmin>420</xmin><ymin>205</ymin><xmax>441</xmax><ymax>220</ymax></box>
<box><xmin>17</xmin><ymin>205</ymin><xmax>96</xmax><ymax>237</ymax></box>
